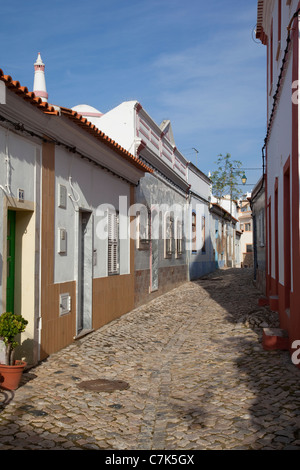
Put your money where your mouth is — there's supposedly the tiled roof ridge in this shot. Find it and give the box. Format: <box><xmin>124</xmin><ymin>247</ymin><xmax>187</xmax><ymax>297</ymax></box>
<box><xmin>0</xmin><ymin>68</ymin><xmax>152</xmax><ymax>174</ymax></box>
<box><xmin>0</xmin><ymin>68</ymin><xmax>59</xmax><ymax>114</ymax></box>
<box><xmin>59</xmin><ymin>105</ymin><xmax>153</xmax><ymax>172</ymax></box>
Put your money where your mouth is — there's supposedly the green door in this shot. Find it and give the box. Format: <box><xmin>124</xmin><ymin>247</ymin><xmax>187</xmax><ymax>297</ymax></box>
<box><xmin>6</xmin><ymin>210</ymin><xmax>16</xmax><ymax>314</ymax></box>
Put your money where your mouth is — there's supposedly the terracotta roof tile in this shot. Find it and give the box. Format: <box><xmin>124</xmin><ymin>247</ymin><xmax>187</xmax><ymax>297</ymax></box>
<box><xmin>0</xmin><ymin>69</ymin><xmax>59</xmax><ymax>114</ymax></box>
<box><xmin>58</xmin><ymin>105</ymin><xmax>152</xmax><ymax>173</ymax></box>
<box><xmin>0</xmin><ymin>68</ymin><xmax>152</xmax><ymax>174</ymax></box>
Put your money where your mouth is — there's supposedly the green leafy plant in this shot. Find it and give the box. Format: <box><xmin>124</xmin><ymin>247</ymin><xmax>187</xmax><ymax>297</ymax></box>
<box><xmin>210</xmin><ymin>153</ymin><xmax>243</xmax><ymax>202</ymax></box>
<box><xmin>0</xmin><ymin>312</ymin><xmax>28</xmax><ymax>365</ymax></box>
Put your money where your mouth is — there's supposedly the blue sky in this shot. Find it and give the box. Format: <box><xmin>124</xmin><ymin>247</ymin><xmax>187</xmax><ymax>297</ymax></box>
<box><xmin>0</xmin><ymin>0</ymin><xmax>266</xmax><ymax>190</ymax></box>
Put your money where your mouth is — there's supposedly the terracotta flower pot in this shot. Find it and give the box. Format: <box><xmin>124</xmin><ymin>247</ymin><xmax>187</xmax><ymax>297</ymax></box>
<box><xmin>0</xmin><ymin>360</ymin><xmax>26</xmax><ymax>391</ymax></box>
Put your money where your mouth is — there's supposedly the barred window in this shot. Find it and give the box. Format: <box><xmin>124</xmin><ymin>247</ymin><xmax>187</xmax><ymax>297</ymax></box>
<box><xmin>259</xmin><ymin>209</ymin><xmax>265</xmax><ymax>247</ymax></box>
<box><xmin>165</xmin><ymin>213</ymin><xmax>174</xmax><ymax>258</ymax></box>
<box><xmin>175</xmin><ymin>218</ymin><xmax>183</xmax><ymax>257</ymax></box>
<box><xmin>137</xmin><ymin>209</ymin><xmax>150</xmax><ymax>250</ymax></box>
<box><xmin>192</xmin><ymin>212</ymin><xmax>196</xmax><ymax>252</ymax></box>
<box><xmin>201</xmin><ymin>216</ymin><xmax>206</xmax><ymax>253</ymax></box>
<box><xmin>108</xmin><ymin>210</ymin><xmax>119</xmax><ymax>275</ymax></box>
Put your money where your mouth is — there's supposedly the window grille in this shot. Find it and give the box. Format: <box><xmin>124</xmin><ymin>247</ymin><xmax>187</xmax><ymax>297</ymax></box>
<box><xmin>192</xmin><ymin>212</ymin><xmax>196</xmax><ymax>252</ymax></box>
<box><xmin>108</xmin><ymin>211</ymin><xmax>119</xmax><ymax>275</ymax></box>
<box><xmin>137</xmin><ymin>209</ymin><xmax>150</xmax><ymax>249</ymax></box>
<box><xmin>176</xmin><ymin>219</ymin><xmax>183</xmax><ymax>257</ymax></box>
<box><xmin>201</xmin><ymin>216</ymin><xmax>206</xmax><ymax>253</ymax></box>
<box><xmin>165</xmin><ymin>214</ymin><xmax>174</xmax><ymax>257</ymax></box>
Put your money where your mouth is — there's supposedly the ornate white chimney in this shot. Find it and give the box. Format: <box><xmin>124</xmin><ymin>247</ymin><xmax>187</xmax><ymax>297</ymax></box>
<box><xmin>33</xmin><ymin>53</ymin><xmax>48</xmax><ymax>102</ymax></box>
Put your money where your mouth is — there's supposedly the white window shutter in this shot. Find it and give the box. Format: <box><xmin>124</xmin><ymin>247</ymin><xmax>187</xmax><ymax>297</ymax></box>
<box><xmin>108</xmin><ymin>211</ymin><xmax>119</xmax><ymax>275</ymax></box>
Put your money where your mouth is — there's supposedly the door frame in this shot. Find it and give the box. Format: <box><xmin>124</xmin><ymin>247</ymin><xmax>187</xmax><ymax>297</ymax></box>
<box><xmin>76</xmin><ymin>208</ymin><xmax>93</xmax><ymax>337</ymax></box>
<box><xmin>6</xmin><ymin>209</ymin><xmax>16</xmax><ymax>314</ymax></box>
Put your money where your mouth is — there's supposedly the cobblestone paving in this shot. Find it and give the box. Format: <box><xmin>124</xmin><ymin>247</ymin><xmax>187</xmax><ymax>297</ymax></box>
<box><xmin>0</xmin><ymin>268</ymin><xmax>300</xmax><ymax>450</ymax></box>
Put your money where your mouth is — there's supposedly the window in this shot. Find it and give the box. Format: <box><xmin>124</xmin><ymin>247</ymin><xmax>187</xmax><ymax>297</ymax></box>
<box><xmin>270</xmin><ymin>19</ymin><xmax>273</xmax><ymax>90</ymax></box>
<box><xmin>192</xmin><ymin>212</ymin><xmax>196</xmax><ymax>253</ymax></box>
<box><xmin>175</xmin><ymin>218</ymin><xmax>183</xmax><ymax>258</ymax></box>
<box><xmin>108</xmin><ymin>210</ymin><xmax>119</xmax><ymax>275</ymax></box>
<box><xmin>164</xmin><ymin>213</ymin><xmax>174</xmax><ymax>258</ymax></box>
<box><xmin>259</xmin><ymin>209</ymin><xmax>265</xmax><ymax>247</ymax></box>
<box><xmin>244</xmin><ymin>222</ymin><xmax>251</xmax><ymax>232</ymax></box>
<box><xmin>246</xmin><ymin>244</ymin><xmax>253</xmax><ymax>253</ymax></box>
<box><xmin>276</xmin><ymin>0</ymin><xmax>282</xmax><ymax>61</ymax></box>
<box><xmin>137</xmin><ymin>209</ymin><xmax>150</xmax><ymax>250</ymax></box>
<box><xmin>278</xmin><ymin>0</ymin><xmax>281</xmax><ymax>43</ymax></box>
<box><xmin>201</xmin><ymin>216</ymin><xmax>206</xmax><ymax>253</ymax></box>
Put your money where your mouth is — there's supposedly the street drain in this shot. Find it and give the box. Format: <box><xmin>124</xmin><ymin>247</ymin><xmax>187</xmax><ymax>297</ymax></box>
<box><xmin>77</xmin><ymin>379</ymin><xmax>129</xmax><ymax>392</ymax></box>
<box><xmin>18</xmin><ymin>405</ymin><xmax>48</xmax><ymax>417</ymax></box>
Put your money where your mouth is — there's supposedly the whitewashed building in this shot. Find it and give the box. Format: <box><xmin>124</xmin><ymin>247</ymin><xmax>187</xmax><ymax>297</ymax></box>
<box><xmin>0</xmin><ymin>58</ymin><xmax>151</xmax><ymax>365</ymax></box>
<box><xmin>256</xmin><ymin>0</ymin><xmax>300</xmax><ymax>361</ymax></box>
<box><xmin>80</xmin><ymin>100</ymin><xmax>216</xmax><ymax>303</ymax></box>
<box><xmin>209</xmin><ymin>196</ymin><xmax>240</xmax><ymax>269</ymax></box>
<box><xmin>187</xmin><ymin>162</ymin><xmax>215</xmax><ymax>279</ymax></box>
<box><xmin>237</xmin><ymin>197</ymin><xmax>253</xmax><ymax>268</ymax></box>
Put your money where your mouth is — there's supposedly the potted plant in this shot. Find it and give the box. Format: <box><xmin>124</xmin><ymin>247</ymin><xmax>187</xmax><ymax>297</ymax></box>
<box><xmin>0</xmin><ymin>312</ymin><xmax>28</xmax><ymax>390</ymax></box>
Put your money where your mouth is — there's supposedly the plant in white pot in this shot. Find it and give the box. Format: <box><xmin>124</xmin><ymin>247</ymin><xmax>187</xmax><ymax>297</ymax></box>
<box><xmin>0</xmin><ymin>312</ymin><xmax>28</xmax><ymax>390</ymax></box>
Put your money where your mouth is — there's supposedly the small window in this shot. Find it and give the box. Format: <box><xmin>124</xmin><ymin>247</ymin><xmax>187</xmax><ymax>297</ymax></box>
<box><xmin>246</xmin><ymin>244</ymin><xmax>253</xmax><ymax>253</ymax></box>
<box><xmin>201</xmin><ymin>216</ymin><xmax>206</xmax><ymax>253</ymax></box>
<box><xmin>175</xmin><ymin>218</ymin><xmax>183</xmax><ymax>258</ymax></box>
<box><xmin>244</xmin><ymin>223</ymin><xmax>251</xmax><ymax>231</ymax></box>
<box><xmin>137</xmin><ymin>209</ymin><xmax>150</xmax><ymax>250</ymax></box>
<box><xmin>108</xmin><ymin>210</ymin><xmax>119</xmax><ymax>275</ymax></box>
<box><xmin>192</xmin><ymin>212</ymin><xmax>197</xmax><ymax>253</ymax></box>
<box><xmin>270</xmin><ymin>19</ymin><xmax>273</xmax><ymax>90</ymax></box>
<box><xmin>259</xmin><ymin>209</ymin><xmax>265</xmax><ymax>247</ymax></box>
<box><xmin>164</xmin><ymin>213</ymin><xmax>174</xmax><ymax>258</ymax></box>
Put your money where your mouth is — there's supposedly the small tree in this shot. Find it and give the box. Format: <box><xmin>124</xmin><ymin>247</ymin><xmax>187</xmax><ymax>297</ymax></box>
<box><xmin>0</xmin><ymin>312</ymin><xmax>28</xmax><ymax>365</ymax></box>
<box><xmin>210</xmin><ymin>153</ymin><xmax>243</xmax><ymax>202</ymax></box>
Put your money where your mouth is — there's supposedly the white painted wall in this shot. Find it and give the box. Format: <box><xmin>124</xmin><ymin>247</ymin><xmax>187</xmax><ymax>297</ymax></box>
<box><xmin>187</xmin><ymin>166</ymin><xmax>211</xmax><ymax>202</ymax></box>
<box><xmin>264</xmin><ymin>0</ymin><xmax>294</xmax><ymax>287</ymax></box>
<box><xmin>98</xmin><ymin>100</ymin><xmax>190</xmax><ymax>183</ymax></box>
<box><xmin>211</xmin><ymin>195</ymin><xmax>238</xmax><ymax>219</ymax></box>
<box><xmin>0</xmin><ymin>126</ymin><xmax>41</xmax><ymax>364</ymax></box>
<box><xmin>54</xmin><ymin>146</ymin><xmax>131</xmax><ymax>284</ymax></box>
<box><xmin>92</xmin><ymin>101</ymin><xmax>137</xmax><ymax>155</ymax></box>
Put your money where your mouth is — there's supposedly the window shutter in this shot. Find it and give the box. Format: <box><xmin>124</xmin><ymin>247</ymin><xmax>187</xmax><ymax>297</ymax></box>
<box><xmin>139</xmin><ymin>210</ymin><xmax>150</xmax><ymax>244</ymax></box>
<box><xmin>201</xmin><ymin>216</ymin><xmax>206</xmax><ymax>252</ymax></box>
<box><xmin>165</xmin><ymin>215</ymin><xmax>173</xmax><ymax>256</ymax></box>
<box><xmin>108</xmin><ymin>211</ymin><xmax>119</xmax><ymax>275</ymax></box>
<box><xmin>192</xmin><ymin>212</ymin><xmax>196</xmax><ymax>252</ymax></box>
<box><xmin>175</xmin><ymin>219</ymin><xmax>183</xmax><ymax>256</ymax></box>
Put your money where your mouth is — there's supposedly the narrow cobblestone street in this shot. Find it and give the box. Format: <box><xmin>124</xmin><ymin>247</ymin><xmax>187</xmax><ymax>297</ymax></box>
<box><xmin>0</xmin><ymin>268</ymin><xmax>300</xmax><ymax>451</ymax></box>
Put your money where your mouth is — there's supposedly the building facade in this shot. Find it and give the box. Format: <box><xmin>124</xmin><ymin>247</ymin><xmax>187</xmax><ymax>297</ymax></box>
<box><xmin>237</xmin><ymin>197</ymin><xmax>254</xmax><ymax>268</ymax></box>
<box><xmin>256</xmin><ymin>0</ymin><xmax>300</xmax><ymax>363</ymax></box>
<box><xmin>209</xmin><ymin>199</ymin><xmax>239</xmax><ymax>269</ymax></box>
<box><xmin>85</xmin><ymin>100</ymin><xmax>217</xmax><ymax>305</ymax></box>
<box><xmin>187</xmin><ymin>162</ymin><xmax>215</xmax><ymax>280</ymax></box>
<box><xmin>0</xmin><ymin>64</ymin><xmax>151</xmax><ymax>365</ymax></box>
<box><xmin>251</xmin><ymin>176</ymin><xmax>266</xmax><ymax>295</ymax></box>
